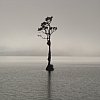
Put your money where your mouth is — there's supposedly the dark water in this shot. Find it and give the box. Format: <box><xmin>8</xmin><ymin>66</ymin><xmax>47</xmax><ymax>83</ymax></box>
<box><xmin>0</xmin><ymin>56</ymin><xmax>100</xmax><ymax>100</ymax></box>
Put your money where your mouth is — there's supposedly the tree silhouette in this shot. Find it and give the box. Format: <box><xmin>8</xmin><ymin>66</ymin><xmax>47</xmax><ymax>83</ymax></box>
<box><xmin>38</xmin><ymin>16</ymin><xmax>57</xmax><ymax>71</ymax></box>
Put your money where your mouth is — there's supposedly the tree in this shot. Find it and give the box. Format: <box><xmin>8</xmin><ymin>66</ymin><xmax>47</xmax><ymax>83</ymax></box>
<box><xmin>38</xmin><ymin>16</ymin><xmax>57</xmax><ymax>71</ymax></box>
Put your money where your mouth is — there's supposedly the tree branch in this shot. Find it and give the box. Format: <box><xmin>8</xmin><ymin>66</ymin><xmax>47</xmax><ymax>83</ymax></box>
<box><xmin>50</xmin><ymin>27</ymin><xmax>57</xmax><ymax>34</ymax></box>
<box><xmin>37</xmin><ymin>35</ymin><xmax>47</xmax><ymax>39</ymax></box>
<box><xmin>50</xmin><ymin>29</ymin><xmax>55</xmax><ymax>34</ymax></box>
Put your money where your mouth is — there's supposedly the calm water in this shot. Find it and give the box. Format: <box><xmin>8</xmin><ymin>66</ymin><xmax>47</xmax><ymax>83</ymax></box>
<box><xmin>0</xmin><ymin>56</ymin><xmax>100</xmax><ymax>100</ymax></box>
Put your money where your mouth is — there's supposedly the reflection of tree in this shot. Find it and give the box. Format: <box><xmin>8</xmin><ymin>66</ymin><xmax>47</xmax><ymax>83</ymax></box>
<box><xmin>48</xmin><ymin>71</ymin><xmax>51</xmax><ymax>99</ymax></box>
<box><xmin>38</xmin><ymin>16</ymin><xmax>57</xmax><ymax>71</ymax></box>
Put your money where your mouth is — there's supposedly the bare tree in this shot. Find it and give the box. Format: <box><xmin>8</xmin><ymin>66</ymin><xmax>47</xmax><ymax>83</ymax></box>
<box><xmin>38</xmin><ymin>16</ymin><xmax>57</xmax><ymax>71</ymax></box>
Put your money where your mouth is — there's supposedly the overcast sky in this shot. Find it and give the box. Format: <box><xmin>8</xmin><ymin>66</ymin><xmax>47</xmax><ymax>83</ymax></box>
<box><xmin>0</xmin><ymin>0</ymin><xmax>100</xmax><ymax>56</ymax></box>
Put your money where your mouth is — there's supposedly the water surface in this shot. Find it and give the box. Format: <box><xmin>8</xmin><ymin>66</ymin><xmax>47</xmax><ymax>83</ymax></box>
<box><xmin>0</xmin><ymin>56</ymin><xmax>100</xmax><ymax>100</ymax></box>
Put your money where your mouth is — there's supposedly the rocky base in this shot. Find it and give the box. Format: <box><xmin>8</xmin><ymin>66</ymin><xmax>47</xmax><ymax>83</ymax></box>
<box><xmin>46</xmin><ymin>64</ymin><xmax>54</xmax><ymax>71</ymax></box>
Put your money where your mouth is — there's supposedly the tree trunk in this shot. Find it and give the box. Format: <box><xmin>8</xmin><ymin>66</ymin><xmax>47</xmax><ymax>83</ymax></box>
<box><xmin>48</xmin><ymin>39</ymin><xmax>51</xmax><ymax>66</ymax></box>
<box><xmin>46</xmin><ymin>35</ymin><xmax>54</xmax><ymax>71</ymax></box>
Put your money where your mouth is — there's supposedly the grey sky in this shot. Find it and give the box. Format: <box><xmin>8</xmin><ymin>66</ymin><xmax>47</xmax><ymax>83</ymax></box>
<box><xmin>0</xmin><ymin>0</ymin><xmax>100</xmax><ymax>56</ymax></box>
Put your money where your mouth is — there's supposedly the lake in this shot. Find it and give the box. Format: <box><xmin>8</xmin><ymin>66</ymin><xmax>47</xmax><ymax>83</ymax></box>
<box><xmin>0</xmin><ymin>56</ymin><xmax>100</xmax><ymax>100</ymax></box>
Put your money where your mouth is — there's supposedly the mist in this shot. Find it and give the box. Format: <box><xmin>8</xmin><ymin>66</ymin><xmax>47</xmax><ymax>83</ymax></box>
<box><xmin>0</xmin><ymin>0</ymin><xmax>100</xmax><ymax>56</ymax></box>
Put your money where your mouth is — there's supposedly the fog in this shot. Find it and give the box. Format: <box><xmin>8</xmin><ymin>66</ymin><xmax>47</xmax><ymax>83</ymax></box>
<box><xmin>0</xmin><ymin>0</ymin><xmax>100</xmax><ymax>56</ymax></box>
